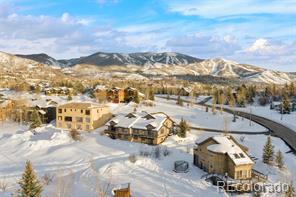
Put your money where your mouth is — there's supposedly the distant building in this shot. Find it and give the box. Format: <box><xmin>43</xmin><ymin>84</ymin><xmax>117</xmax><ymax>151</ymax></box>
<box><xmin>124</xmin><ymin>87</ymin><xmax>144</xmax><ymax>103</ymax></box>
<box><xmin>193</xmin><ymin>135</ymin><xmax>254</xmax><ymax>180</ymax></box>
<box><xmin>107</xmin><ymin>87</ymin><xmax>125</xmax><ymax>103</ymax></box>
<box><xmin>44</xmin><ymin>87</ymin><xmax>74</xmax><ymax>96</ymax></box>
<box><xmin>178</xmin><ymin>87</ymin><xmax>192</xmax><ymax>96</ymax></box>
<box><xmin>93</xmin><ymin>85</ymin><xmax>107</xmax><ymax>102</ymax></box>
<box><xmin>105</xmin><ymin>111</ymin><xmax>174</xmax><ymax>145</ymax></box>
<box><xmin>56</xmin><ymin>102</ymin><xmax>109</xmax><ymax>131</ymax></box>
<box><xmin>0</xmin><ymin>99</ymin><xmax>14</xmax><ymax>121</ymax></box>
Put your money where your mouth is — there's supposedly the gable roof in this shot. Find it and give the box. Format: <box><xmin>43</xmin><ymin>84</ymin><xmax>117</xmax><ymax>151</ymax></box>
<box><xmin>106</xmin><ymin>111</ymin><xmax>170</xmax><ymax>131</ymax></box>
<box><xmin>198</xmin><ymin>135</ymin><xmax>254</xmax><ymax>166</ymax></box>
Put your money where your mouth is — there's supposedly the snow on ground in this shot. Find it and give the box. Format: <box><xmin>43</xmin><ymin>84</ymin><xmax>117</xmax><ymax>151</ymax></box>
<box><xmin>110</xmin><ymin>97</ymin><xmax>267</xmax><ymax>133</ymax></box>
<box><xmin>0</xmin><ymin>122</ymin><xmax>224</xmax><ymax>197</ymax></box>
<box><xmin>0</xmin><ymin>122</ymin><xmax>294</xmax><ymax>197</ymax></box>
<box><xmin>205</xmin><ymin>97</ymin><xmax>296</xmax><ymax>132</ymax></box>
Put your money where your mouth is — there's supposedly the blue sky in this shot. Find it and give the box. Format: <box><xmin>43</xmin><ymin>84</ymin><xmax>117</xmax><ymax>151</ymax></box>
<box><xmin>0</xmin><ymin>0</ymin><xmax>295</xmax><ymax>71</ymax></box>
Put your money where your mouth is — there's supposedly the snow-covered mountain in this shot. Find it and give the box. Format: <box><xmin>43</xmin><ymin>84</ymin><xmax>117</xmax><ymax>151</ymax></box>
<box><xmin>16</xmin><ymin>53</ymin><xmax>63</xmax><ymax>68</ymax></box>
<box><xmin>0</xmin><ymin>51</ymin><xmax>64</xmax><ymax>79</ymax></box>
<box><xmin>5</xmin><ymin>51</ymin><xmax>296</xmax><ymax>84</ymax></box>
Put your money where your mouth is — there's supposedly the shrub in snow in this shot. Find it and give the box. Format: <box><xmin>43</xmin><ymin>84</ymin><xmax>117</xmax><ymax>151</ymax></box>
<box><xmin>42</xmin><ymin>173</ymin><xmax>54</xmax><ymax>186</ymax></box>
<box><xmin>162</xmin><ymin>146</ymin><xmax>170</xmax><ymax>157</ymax></box>
<box><xmin>69</xmin><ymin>129</ymin><xmax>82</xmax><ymax>141</ymax></box>
<box><xmin>153</xmin><ymin>146</ymin><xmax>161</xmax><ymax>159</ymax></box>
<box><xmin>0</xmin><ymin>179</ymin><xmax>8</xmax><ymax>192</ymax></box>
<box><xmin>139</xmin><ymin>150</ymin><xmax>151</xmax><ymax>157</ymax></box>
<box><xmin>128</xmin><ymin>154</ymin><xmax>137</xmax><ymax>163</ymax></box>
<box><xmin>239</xmin><ymin>136</ymin><xmax>245</xmax><ymax>143</ymax></box>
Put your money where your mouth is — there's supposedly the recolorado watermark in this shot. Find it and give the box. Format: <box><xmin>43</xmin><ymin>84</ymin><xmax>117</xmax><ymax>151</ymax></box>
<box><xmin>216</xmin><ymin>181</ymin><xmax>290</xmax><ymax>193</ymax></box>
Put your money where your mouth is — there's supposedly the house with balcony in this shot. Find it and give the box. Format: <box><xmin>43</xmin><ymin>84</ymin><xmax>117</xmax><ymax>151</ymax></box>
<box><xmin>193</xmin><ymin>135</ymin><xmax>254</xmax><ymax>180</ymax></box>
<box><xmin>105</xmin><ymin>111</ymin><xmax>174</xmax><ymax>145</ymax></box>
<box><xmin>107</xmin><ymin>87</ymin><xmax>125</xmax><ymax>103</ymax></box>
<box><xmin>56</xmin><ymin>102</ymin><xmax>110</xmax><ymax>131</ymax></box>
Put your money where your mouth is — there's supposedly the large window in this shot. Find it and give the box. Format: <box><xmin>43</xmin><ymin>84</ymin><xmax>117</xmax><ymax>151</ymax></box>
<box><xmin>85</xmin><ymin>117</ymin><xmax>90</xmax><ymax>123</ymax></box>
<box><xmin>85</xmin><ymin>110</ymin><xmax>90</xmax><ymax>115</ymax></box>
<box><xmin>58</xmin><ymin>109</ymin><xmax>62</xmax><ymax>113</ymax></box>
<box><xmin>76</xmin><ymin>117</ymin><xmax>83</xmax><ymax>122</ymax></box>
<box><xmin>65</xmin><ymin>116</ymin><xmax>72</xmax><ymax>122</ymax></box>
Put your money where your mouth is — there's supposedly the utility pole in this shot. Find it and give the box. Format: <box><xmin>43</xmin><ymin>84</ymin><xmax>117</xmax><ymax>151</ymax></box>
<box><xmin>249</xmin><ymin>107</ymin><xmax>252</xmax><ymax>126</ymax></box>
<box><xmin>281</xmin><ymin>102</ymin><xmax>283</xmax><ymax>121</ymax></box>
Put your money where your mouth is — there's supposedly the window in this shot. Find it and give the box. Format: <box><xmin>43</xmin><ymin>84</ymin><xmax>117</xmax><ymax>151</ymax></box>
<box><xmin>234</xmin><ymin>153</ymin><xmax>240</xmax><ymax>159</ymax></box>
<box><xmin>77</xmin><ymin>124</ymin><xmax>82</xmax><ymax>130</ymax></box>
<box><xmin>86</xmin><ymin>125</ymin><xmax>90</xmax><ymax>130</ymax></box>
<box><xmin>85</xmin><ymin>110</ymin><xmax>90</xmax><ymax>115</ymax></box>
<box><xmin>58</xmin><ymin>109</ymin><xmax>62</xmax><ymax>113</ymax></box>
<box><xmin>64</xmin><ymin>109</ymin><xmax>66</xmax><ymax>112</ymax></box>
<box><xmin>76</xmin><ymin>117</ymin><xmax>83</xmax><ymax>122</ymax></box>
<box><xmin>81</xmin><ymin>110</ymin><xmax>83</xmax><ymax>114</ymax></box>
<box><xmin>58</xmin><ymin>116</ymin><xmax>62</xmax><ymax>120</ymax></box>
<box><xmin>239</xmin><ymin>153</ymin><xmax>245</xmax><ymax>158</ymax></box>
<box><xmin>65</xmin><ymin>116</ymin><xmax>72</xmax><ymax>122</ymax></box>
<box><xmin>85</xmin><ymin>117</ymin><xmax>90</xmax><ymax>123</ymax></box>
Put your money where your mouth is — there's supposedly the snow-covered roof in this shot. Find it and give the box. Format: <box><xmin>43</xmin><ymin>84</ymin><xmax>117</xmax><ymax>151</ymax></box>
<box><xmin>107</xmin><ymin>111</ymin><xmax>169</xmax><ymax>131</ymax></box>
<box><xmin>206</xmin><ymin>135</ymin><xmax>254</xmax><ymax>165</ymax></box>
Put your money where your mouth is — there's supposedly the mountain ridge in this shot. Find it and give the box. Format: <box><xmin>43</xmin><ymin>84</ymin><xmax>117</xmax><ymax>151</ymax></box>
<box><xmin>5</xmin><ymin>51</ymin><xmax>296</xmax><ymax>85</ymax></box>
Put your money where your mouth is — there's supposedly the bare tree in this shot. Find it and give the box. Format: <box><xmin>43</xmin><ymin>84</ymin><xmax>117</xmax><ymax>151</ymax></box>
<box><xmin>0</xmin><ymin>177</ymin><xmax>8</xmax><ymax>192</ymax></box>
<box><xmin>52</xmin><ymin>170</ymin><xmax>75</xmax><ymax>197</ymax></box>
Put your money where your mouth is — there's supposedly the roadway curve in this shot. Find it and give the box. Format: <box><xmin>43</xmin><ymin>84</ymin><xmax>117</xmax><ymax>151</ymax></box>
<box><xmin>157</xmin><ymin>95</ymin><xmax>296</xmax><ymax>152</ymax></box>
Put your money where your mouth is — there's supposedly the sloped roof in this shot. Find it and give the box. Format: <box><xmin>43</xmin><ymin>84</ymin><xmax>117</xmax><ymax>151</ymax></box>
<box><xmin>106</xmin><ymin>111</ymin><xmax>169</xmax><ymax>131</ymax></box>
<box><xmin>201</xmin><ymin>135</ymin><xmax>254</xmax><ymax>165</ymax></box>
<box><xmin>58</xmin><ymin>102</ymin><xmax>107</xmax><ymax>109</ymax></box>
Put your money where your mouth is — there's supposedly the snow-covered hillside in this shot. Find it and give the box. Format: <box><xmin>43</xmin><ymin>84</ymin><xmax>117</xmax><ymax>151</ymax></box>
<box><xmin>4</xmin><ymin>51</ymin><xmax>296</xmax><ymax>84</ymax></box>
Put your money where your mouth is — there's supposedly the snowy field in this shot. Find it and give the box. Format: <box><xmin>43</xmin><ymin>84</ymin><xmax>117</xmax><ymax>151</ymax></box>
<box><xmin>203</xmin><ymin>97</ymin><xmax>296</xmax><ymax>132</ymax></box>
<box><xmin>0</xmin><ymin>122</ymin><xmax>294</xmax><ymax>197</ymax></box>
<box><xmin>111</xmin><ymin>97</ymin><xmax>267</xmax><ymax>133</ymax></box>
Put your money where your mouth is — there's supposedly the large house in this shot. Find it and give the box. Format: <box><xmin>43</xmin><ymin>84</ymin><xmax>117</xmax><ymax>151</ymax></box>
<box><xmin>56</xmin><ymin>102</ymin><xmax>110</xmax><ymax>131</ymax></box>
<box><xmin>105</xmin><ymin>111</ymin><xmax>174</xmax><ymax>145</ymax></box>
<box><xmin>124</xmin><ymin>87</ymin><xmax>144</xmax><ymax>103</ymax></box>
<box><xmin>193</xmin><ymin>135</ymin><xmax>254</xmax><ymax>180</ymax></box>
<box><xmin>107</xmin><ymin>87</ymin><xmax>125</xmax><ymax>103</ymax></box>
<box><xmin>0</xmin><ymin>99</ymin><xmax>14</xmax><ymax>121</ymax></box>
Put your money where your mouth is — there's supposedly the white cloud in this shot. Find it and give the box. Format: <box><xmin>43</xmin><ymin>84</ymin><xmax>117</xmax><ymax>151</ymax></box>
<box><xmin>166</xmin><ymin>34</ymin><xmax>241</xmax><ymax>58</ymax></box>
<box><xmin>96</xmin><ymin>0</ymin><xmax>120</xmax><ymax>5</ymax></box>
<box><xmin>167</xmin><ymin>0</ymin><xmax>296</xmax><ymax>18</ymax></box>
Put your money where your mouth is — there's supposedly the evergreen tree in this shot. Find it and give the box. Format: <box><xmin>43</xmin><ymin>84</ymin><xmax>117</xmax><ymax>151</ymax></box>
<box><xmin>176</xmin><ymin>95</ymin><xmax>183</xmax><ymax>106</ymax></box>
<box><xmin>262</xmin><ymin>136</ymin><xmax>274</xmax><ymax>164</ymax></box>
<box><xmin>178</xmin><ymin>119</ymin><xmax>189</xmax><ymax>138</ymax></box>
<box><xmin>148</xmin><ymin>89</ymin><xmax>155</xmax><ymax>101</ymax></box>
<box><xmin>134</xmin><ymin>93</ymin><xmax>140</xmax><ymax>104</ymax></box>
<box><xmin>17</xmin><ymin>160</ymin><xmax>43</xmax><ymax>197</ymax></box>
<box><xmin>30</xmin><ymin>110</ymin><xmax>42</xmax><ymax>129</ymax></box>
<box><xmin>67</xmin><ymin>94</ymin><xmax>72</xmax><ymax>101</ymax></box>
<box><xmin>289</xmin><ymin>82</ymin><xmax>295</xmax><ymax>96</ymax></box>
<box><xmin>275</xmin><ymin>150</ymin><xmax>284</xmax><ymax>169</ymax></box>
<box><xmin>282</xmin><ymin>92</ymin><xmax>291</xmax><ymax>114</ymax></box>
